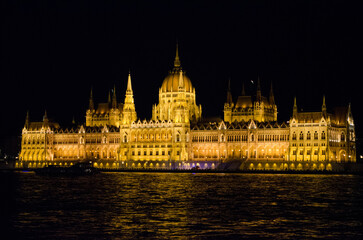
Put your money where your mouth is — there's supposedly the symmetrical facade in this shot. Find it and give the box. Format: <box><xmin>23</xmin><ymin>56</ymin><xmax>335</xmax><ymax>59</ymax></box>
<box><xmin>18</xmin><ymin>46</ymin><xmax>357</xmax><ymax>171</ymax></box>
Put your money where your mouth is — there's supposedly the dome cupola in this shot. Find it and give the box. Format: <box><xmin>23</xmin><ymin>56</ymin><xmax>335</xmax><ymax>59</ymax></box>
<box><xmin>160</xmin><ymin>44</ymin><xmax>194</xmax><ymax>93</ymax></box>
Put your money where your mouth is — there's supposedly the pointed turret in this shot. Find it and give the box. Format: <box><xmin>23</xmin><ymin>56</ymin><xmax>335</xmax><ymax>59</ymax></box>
<box><xmin>269</xmin><ymin>81</ymin><xmax>275</xmax><ymax>105</ymax></box>
<box><xmin>174</xmin><ymin>43</ymin><xmax>181</xmax><ymax>70</ymax></box>
<box><xmin>256</xmin><ymin>75</ymin><xmax>262</xmax><ymax>102</ymax></box>
<box><xmin>126</xmin><ymin>71</ymin><xmax>133</xmax><ymax>95</ymax></box>
<box><xmin>224</xmin><ymin>79</ymin><xmax>234</xmax><ymax>123</ymax></box>
<box><xmin>89</xmin><ymin>88</ymin><xmax>94</xmax><ymax>111</ymax></box>
<box><xmin>43</xmin><ymin>110</ymin><xmax>49</xmax><ymax>124</ymax></box>
<box><xmin>25</xmin><ymin>111</ymin><xmax>30</xmax><ymax>128</ymax></box>
<box><xmin>347</xmin><ymin>102</ymin><xmax>354</xmax><ymax>125</ymax></box>
<box><xmin>112</xmin><ymin>85</ymin><xmax>117</xmax><ymax>109</ymax></box>
<box><xmin>241</xmin><ymin>81</ymin><xmax>246</xmax><ymax>96</ymax></box>
<box><xmin>108</xmin><ymin>90</ymin><xmax>111</xmax><ymax>104</ymax></box>
<box><xmin>226</xmin><ymin>79</ymin><xmax>233</xmax><ymax>104</ymax></box>
<box><xmin>123</xmin><ymin>71</ymin><xmax>137</xmax><ymax>124</ymax></box>
<box><xmin>178</xmin><ymin>69</ymin><xmax>184</xmax><ymax>89</ymax></box>
<box><xmin>293</xmin><ymin>96</ymin><xmax>298</xmax><ymax>118</ymax></box>
<box><xmin>322</xmin><ymin>95</ymin><xmax>327</xmax><ymax>117</ymax></box>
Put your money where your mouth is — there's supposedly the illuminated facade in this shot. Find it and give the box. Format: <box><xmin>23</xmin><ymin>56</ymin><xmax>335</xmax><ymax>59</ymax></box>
<box><xmin>18</xmin><ymin>46</ymin><xmax>357</xmax><ymax>170</ymax></box>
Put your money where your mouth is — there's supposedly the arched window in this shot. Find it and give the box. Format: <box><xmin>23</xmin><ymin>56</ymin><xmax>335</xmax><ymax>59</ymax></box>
<box><xmin>321</xmin><ymin>131</ymin><xmax>326</xmax><ymax>140</ymax></box>
<box><xmin>341</xmin><ymin>132</ymin><xmax>345</xmax><ymax>142</ymax></box>
<box><xmin>250</xmin><ymin>134</ymin><xmax>254</xmax><ymax>142</ymax></box>
<box><xmin>292</xmin><ymin>132</ymin><xmax>297</xmax><ymax>140</ymax></box>
<box><xmin>299</xmin><ymin>131</ymin><xmax>304</xmax><ymax>140</ymax></box>
<box><xmin>314</xmin><ymin>131</ymin><xmax>318</xmax><ymax>140</ymax></box>
<box><xmin>124</xmin><ymin>135</ymin><xmax>128</xmax><ymax>143</ymax></box>
<box><xmin>176</xmin><ymin>134</ymin><xmax>180</xmax><ymax>142</ymax></box>
<box><xmin>307</xmin><ymin>131</ymin><xmax>311</xmax><ymax>140</ymax></box>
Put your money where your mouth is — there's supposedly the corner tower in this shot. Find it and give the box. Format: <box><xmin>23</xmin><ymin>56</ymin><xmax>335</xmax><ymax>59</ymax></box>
<box><xmin>152</xmin><ymin>44</ymin><xmax>202</xmax><ymax>123</ymax></box>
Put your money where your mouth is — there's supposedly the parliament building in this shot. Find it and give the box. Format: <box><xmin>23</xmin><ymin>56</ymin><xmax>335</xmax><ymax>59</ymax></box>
<box><xmin>18</xmin><ymin>46</ymin><xmax>357</xmax><ymax>171</ymax></box>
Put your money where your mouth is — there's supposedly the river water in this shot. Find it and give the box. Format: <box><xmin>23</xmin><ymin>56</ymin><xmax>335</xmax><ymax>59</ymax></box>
<box><xmin>0</xmin><ymin>172</ymin><xmax>362</xmax><ymax>239</ymax></box>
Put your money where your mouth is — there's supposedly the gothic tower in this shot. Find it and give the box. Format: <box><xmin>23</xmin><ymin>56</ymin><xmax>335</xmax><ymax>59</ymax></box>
<box><xmin>122</xmin><ymin>72</ymin><xmax>137</xmax><ymax>124</ymax></box>
<box><xmin>223</xmin><ymin>79</ymin><xmax>234</xmax><ymax>123</ymax></box>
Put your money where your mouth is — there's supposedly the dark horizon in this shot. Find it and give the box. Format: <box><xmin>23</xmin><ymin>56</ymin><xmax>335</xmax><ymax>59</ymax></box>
<box><xmin>1</xmin><ymin>1</ymin><xmax>361</xmax><ymax>154</ymax></box>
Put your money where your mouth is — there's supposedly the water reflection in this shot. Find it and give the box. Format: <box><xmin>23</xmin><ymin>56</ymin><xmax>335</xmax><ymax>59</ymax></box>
<box><xmin>1</xmin><ymin>172</ymin><xmax>362</xmax><ymax>239</ymax></box>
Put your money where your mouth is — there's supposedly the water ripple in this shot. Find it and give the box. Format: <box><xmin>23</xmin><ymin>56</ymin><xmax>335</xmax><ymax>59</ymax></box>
<box><xmin>0</xmin><ymin>172</ymin><xmax>362</xmax><ymax>239</ymax></box>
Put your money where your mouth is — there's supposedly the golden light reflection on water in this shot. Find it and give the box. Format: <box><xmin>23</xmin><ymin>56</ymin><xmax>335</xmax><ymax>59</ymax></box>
<box><xmin>2</xmin><ymin>172</ymin><xmax>363</xmax><ymax>239</ymax></box>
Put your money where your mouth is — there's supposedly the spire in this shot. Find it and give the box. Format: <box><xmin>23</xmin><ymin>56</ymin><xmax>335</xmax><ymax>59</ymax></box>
<box><xmin>226</xmin><ymin>79</ymin><xmax>233</xmax><ymax>104</ymax></box>
<box><xmin>241</xmin><ymin>81</ymin><xmax>246</xmax><ymax>96</ymax></box>
<box><xmin>256</xmin><ymin>75</ymin><xmax>262</xmax><ymax>101</ymax></box>
<box><xmin>89</xmin><ymin>88</ymin><xmax>94</xmax><ymax>111</ymax></box>
<box><xmin>347</xmin><ymin>102</ymin><xmax>354</xmax><ymax>125</ymax></box>
<box><xmin>123</xmin><ymin>71</ymin><xmax>137</xmax><ymax>124</ymax></box>
<box><xmin>178</xmin><ymin>69</ymin><xmax>184</xmax><ymax>89</ymax></box>
<box><xmin>173</xmin><ymin>42</ymin><xmax>181</xmax><ymax>70</ymax></box>
<box><xmin>43</xmin><ymin>110</ymin><xmax>49</xmax><ymax>123</ymax></box>
<box><xmin>348</xmin><ymin>102</ymin><xmax>351</xmax><ymax>117</ymax></box>
<box><xmin>126</xmin><ymin>71</ymin><xmax>133</xmax><ymax>94</ymax></box>
<box><xmin>269</xmin><ymin>81</ymin><xmax>275</xmax><ymax>105</ymax></box>
<box><xmin>321</xmin><ymin>95</ymin><xmax>327</xmax><ymax>117</ymax></box>
<box><xmin>112</xmin><ymin>85</ymin><xmax>117</xmax><ymax>108</ymax></box>
<box><xmin>25</xmin><ymin>111</ymin><xmax>30</xmax><ymax>128</ymax></box>
<box><xmin>174</xmin><ymin>43</ymin><xmax>180</xmax><ymax>67</ymax></box>
<box><xmin>108</xmin><ymin>90</ymin><xmax>111</xmax><ymax>104</ymax></box>
<box><xmin>293</xmin><ymin>96</ymin><xmax>298</xmax><ymax>118</ymax></box>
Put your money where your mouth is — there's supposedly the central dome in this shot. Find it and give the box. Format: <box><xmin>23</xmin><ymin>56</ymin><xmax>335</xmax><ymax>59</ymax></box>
<box><xmin>161</xmin><ymin>71</ymin><xmax>193</xmax><ymax>93</ymax></box>
<box><xmin>160</xmin><ymin>43</ymin><xmax>194</xmax><ymax>93</ymax></box>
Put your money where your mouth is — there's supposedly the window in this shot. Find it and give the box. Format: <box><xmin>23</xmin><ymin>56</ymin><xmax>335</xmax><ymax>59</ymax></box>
<box><xmin>299</xmin><ymin>132</ymin><xmax>304</xmax><ymax>140</ymax></box>
<box><xmin>307</xmin><ymin>131</ymin><xmax>311</xmax><ymax>140</ymax></box>
<box><xmin>314</xmin><ymin>131</ymin><xmax>318</xmax><ymax>140</ymax></box>
<box><xmin>292</xmin><ymin>132</ymin><xmax>297</xmax><ymax>140</ymax></box>
<box><xmin>341</xmin><ymin>133</ymin><xmax>345</xmax><ymax>142</ymax></box>
<box><xmin>321</xmin><ymin>131</ymin><xmax>326</xmax><ymax>140</ymax></box>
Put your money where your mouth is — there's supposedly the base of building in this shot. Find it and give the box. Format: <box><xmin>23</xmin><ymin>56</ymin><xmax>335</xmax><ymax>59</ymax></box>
<box><xmin>12</xmin><ymin>159</ymin><xmax>363</xmax><ymax>173</ymax></box>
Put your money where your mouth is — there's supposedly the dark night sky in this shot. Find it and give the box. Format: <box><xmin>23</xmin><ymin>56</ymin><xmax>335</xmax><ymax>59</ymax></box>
<box><xmin>1</xmin><ymin>1</ymin><xmax>362</xmax><ymax>151</ymax></box>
